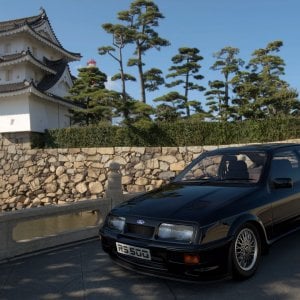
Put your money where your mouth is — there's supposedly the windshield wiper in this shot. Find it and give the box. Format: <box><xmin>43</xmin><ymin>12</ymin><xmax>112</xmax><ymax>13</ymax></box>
<box><xmin>221</xmin><ymin>178</ymin><xmax>255</xmax><ymax>182</ymax></box>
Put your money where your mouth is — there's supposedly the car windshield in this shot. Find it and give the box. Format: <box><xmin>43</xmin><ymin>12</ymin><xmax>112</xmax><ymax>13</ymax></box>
<box><xmin>175</xmin><ymin>150</ymin><xmax>267</xmax><ymax>184</ymax></box>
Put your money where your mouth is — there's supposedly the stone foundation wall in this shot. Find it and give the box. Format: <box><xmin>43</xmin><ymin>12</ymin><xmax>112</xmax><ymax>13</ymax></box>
<box><xmin>0</xmin><ymin>132</ymin><xmax>32</xmax><ymax>150</ymax></box>
<box><xmin>0</xmin><ymin>145</ymin><xmax>217</xmax><ymax>212</ymax></box>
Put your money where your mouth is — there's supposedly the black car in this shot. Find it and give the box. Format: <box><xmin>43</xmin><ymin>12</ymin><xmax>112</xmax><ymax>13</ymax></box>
<box><xmin>99</xmin><ymin>143</ymin><xmax>300</xmax><ymax>281</ymax></box>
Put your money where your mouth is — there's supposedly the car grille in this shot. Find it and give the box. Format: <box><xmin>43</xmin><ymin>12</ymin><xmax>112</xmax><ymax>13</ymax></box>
<box><xmin>126</xmin><ymin>223</ymin><xmax>155</xmax><ymax>238</ymax></box>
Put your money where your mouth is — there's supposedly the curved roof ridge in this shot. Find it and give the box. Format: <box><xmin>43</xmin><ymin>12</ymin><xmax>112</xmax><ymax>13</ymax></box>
<box><xmin>0</xmin><ymin>49</ymin><xmax>57</xmax><ymax>74</ymax></box>
<box><xmin>0</xmin><ymin>9</ymin><xmax>81</xmax><ymax>61</ymax></box>
<box><xmin>37</xmin><ymin>58</ymin><xmax>69</xmax><ymax>91</ymax></box>
<box><xmin>0</xmin><ymin>81</ymin><xmax>29</xmax><ymax>93</ymax></box>
<box><xmin>37</xmin><ymin>8</ymin><xmax>63</xmax><ymax>48</ymax></box>
<box><xmin>29</xmin><ymin>8</ymin><xmax>62</xmax><ymax>47</ymax></box>
<box><xmin>0</xmin><ymin>23</ymin><xmax>81</xmax><ymax>61</ymax></box>
<box><xmin>0</xmin><ymin>80</ymin><xmax>81</xmax><ymax>108</ymax></box>
<box><xmin>0</xmin><ymin>9</ymin><xmax>44</xmax><ymax>31</ymax></box>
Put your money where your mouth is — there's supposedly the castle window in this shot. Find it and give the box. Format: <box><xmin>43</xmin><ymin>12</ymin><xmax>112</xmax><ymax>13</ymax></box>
<box><xmin>5</xmin><ymin>70</ymin><xmax>11</xmax><ymax>81</ymax></box>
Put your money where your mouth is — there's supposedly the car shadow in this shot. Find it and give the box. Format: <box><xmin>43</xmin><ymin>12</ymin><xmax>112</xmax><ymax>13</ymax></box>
<box><xmin>0</xmin><ymin>231</ymin><xmax>299</xmax><ymax>300</ymax></box>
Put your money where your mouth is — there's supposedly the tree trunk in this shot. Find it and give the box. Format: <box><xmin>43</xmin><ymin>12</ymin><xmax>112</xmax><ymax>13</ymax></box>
<box><xmin>137</xmin><ymin>46</ymin><xmax>146</xmax><ymax>103</ymax></box>
<box><xmin>185</xmin><ymin>71</ymin><xmax>190</xmax><ymax>117</ymax></box>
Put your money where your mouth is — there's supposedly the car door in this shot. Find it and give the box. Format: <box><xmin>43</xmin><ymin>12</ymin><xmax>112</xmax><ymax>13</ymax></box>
<box><xmin>269</xmin><ymin>149</ymin><xmax>300</xmax><ymax>237</ymax></box>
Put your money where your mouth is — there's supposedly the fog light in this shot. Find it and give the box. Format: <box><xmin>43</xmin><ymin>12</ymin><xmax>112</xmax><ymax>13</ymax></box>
<box><xmin>183</xmin><ymin>254</ymin><xmax>200</xmax><ymax>265</ymax></box>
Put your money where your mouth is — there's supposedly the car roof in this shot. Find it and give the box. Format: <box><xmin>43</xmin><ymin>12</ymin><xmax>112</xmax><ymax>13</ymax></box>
<box><xmin>209</xmin><ymin>143</ymin><xmax>300</xmax><ymax>154</ymax></box>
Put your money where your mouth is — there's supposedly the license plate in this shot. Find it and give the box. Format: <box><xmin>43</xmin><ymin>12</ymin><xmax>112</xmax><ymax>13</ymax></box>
<box><xmin>116</xmin><ymin>242</ymin><xmax>151</xmax><ymax>260</ymax></box>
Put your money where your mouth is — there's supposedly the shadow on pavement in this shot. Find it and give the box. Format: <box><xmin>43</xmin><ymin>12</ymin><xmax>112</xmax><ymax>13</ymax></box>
<box><xmin>0</xmin><ymin>231</ymin><xmax>299</xmax><ymax>300</ymax></box>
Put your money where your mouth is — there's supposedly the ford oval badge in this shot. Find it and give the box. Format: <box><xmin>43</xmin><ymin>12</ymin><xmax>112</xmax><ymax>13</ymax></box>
<box><xmin>137</xmin><ymin>219</ymin><xmax>145</xmax><ymax>225</ymax></box>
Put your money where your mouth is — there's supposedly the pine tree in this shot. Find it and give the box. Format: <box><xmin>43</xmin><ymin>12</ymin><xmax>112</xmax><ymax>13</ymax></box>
<box><xmin>232</xmin><ymin>41</ymin><xmax>299</xmax><ymax>119</ymax></box>
<box><xmin>67</xmin><ymin>64</ymin><xmax>114</xmax><ymax>125</ymax></box>
<box><xmin>205</xmin><ymin>80</ymin><xmax>226</xmax><ymax>120</ymax></box>
<box><xmin>118</xmin><ymin>0</ymin><xmax>170</xmax><ymax>103</ymax></box>
<box><xmin>166</xmin><ymin>47</ymin><xmax>205</xmax><ymax>117</ymax></box>
<box><xmin>208</xmin><ymin>47</ymin><xmax>244</xmax><ymax>121</ymax></box>
<box><xmin>153</xmin><ymin>91</ymin><xmax>185</xmax><ymax>120</ymax></box>
<box><xmin>144</xmin><ymin>68</ymin><xmax>165</xmax><ymax>92</ymax></box>
<box><xmin>155</xmin><ymin>104</ymin><xmax>181</xmax><ymax>122</ymax></box>
<box><xmin>99</xmin><ymin>24</ymin><xmax>136</xmax><ymax>102</ymax></box>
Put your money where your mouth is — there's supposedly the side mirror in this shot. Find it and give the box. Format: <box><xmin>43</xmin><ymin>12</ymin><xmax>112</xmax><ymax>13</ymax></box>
<box><xmin>271</xmin><ymin>178</ymin><xmax>293</xmax><ymax>189</ymax></box>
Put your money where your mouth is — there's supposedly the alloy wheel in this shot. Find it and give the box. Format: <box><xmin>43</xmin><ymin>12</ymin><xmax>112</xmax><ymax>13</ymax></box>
<box><xmin>234</xmin><ymin>227</ymin><xmax>258</xmax><ymax>271</ymax></box>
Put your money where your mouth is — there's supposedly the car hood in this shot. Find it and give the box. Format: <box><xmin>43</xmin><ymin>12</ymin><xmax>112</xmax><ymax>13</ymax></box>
<box><xmin>112</xmin><ymin>182</ymin><xmax>262</xmax><ymax>224</ymax></box>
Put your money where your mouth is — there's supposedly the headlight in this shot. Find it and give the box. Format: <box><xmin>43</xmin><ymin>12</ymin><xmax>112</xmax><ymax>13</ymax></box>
<box><xmin>158</xmin><ymin>223</ymin><xmax>194</xmax><ymax>243</ymax></box>
<box><xmin>107</xmin><ymin>215</ymin><xmax>125</xmax><ymax>232</ymax></box>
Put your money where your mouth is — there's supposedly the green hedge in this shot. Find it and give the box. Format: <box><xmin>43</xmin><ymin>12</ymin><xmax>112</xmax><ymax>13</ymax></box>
<box><xmin>42</xmin><ymin>118</ymin><xmax>300</xmax><ymax>148</ymax></box>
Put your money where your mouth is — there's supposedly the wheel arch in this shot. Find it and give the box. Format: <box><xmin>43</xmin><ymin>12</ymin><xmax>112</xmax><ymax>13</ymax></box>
<box><xmin>228</xmin><ymin>214</ymin><xmax>269</xmax><ymax>254</ymax></box>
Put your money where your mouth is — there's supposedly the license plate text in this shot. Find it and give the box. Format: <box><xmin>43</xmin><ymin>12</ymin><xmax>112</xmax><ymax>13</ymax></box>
<box><xmin>116</xmin><ymin>242</ymin><xmax>151</xmax><ymax>260</ymax></box>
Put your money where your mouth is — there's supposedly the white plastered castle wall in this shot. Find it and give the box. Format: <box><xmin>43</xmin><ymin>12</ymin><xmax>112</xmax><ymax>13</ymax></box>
<box><xmin>0</xmin><ymin>95</ymin><xmax>31</xmax><ymax>133</ymax></box>
<box><xmin>29</xmin><ymin>95</ymin><xmax>70</xmax><ymax>132</ymax></box>
<box><xmin>47</xmin><ymin>68</ymin><xmax>73</xmax><ymax>97</ymax></box>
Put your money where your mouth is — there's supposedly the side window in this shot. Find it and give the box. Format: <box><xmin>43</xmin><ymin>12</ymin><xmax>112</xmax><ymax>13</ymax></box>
<box><xmin>270</xmin><ymin>150</ymin><xmax>300</xmax><ymax>182</ymax></box>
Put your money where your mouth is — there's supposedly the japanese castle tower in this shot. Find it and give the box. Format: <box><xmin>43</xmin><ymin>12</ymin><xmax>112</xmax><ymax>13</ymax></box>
<box><xmin>0</xmin><ymin>9</ymin><xmax>81</xmax><ymax>144</ymax></box>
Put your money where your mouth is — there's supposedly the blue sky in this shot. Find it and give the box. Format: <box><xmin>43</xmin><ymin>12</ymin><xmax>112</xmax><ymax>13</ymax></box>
<box><xmin>1</xmin><ymin>0</ymin><xmax>299</xmax><ymax>107</ymax></box>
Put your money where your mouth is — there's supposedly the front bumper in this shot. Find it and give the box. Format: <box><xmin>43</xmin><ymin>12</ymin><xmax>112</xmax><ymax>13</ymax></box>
<box><xmin>99</xmin><ymin>228</ymin><xmax>232</xmax><ymax>282</ymax></box>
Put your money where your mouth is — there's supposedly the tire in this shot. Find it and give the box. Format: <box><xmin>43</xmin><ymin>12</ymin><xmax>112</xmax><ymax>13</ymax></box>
<box><xmin>231</xmin><ymin>223</ymin><xmax>261</xmax><ymax>280</ymax></box>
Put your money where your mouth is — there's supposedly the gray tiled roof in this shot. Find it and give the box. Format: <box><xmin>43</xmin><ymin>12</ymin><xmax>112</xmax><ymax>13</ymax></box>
<box><xmin>0</xmin><ymin>52</ymin><xmax>25</xmax><ymax>61</ymax></box>
<box><xmin>0</xmin><ymin>82</ymin><xmax>26</xmax><ymax>93</ymax></box>
<box><xmin>37</xmin><ymin>58</ymin><xmax>68</xmax><ymax>91</ymax></box>
<box><xmin>0</xmin><ymin>9</ymin><xmax>81</xmax><ymax>60</ymax></box>
<box><xmin>0</xmin><ymin>80</ymin><xmax>82</xmax><ymax>108</ymax></box>
<box><xmin>0</xmin><ymin>12</ymin><xmax>44</xmax><ymax>32</ymax></box>
<box><xmin>0</xmin><ymin>50</ymin><xmax>56</xmax><ymax>74</ymax></box>
<box><xmin>0</xmin><ymin>9</ymin><xmax>82</xmax><ymax>109</ymax></box>
<box><xmin>0</xmin><ymin>51</ymin><xmax>73</xmax><ymax>95</ymax></box>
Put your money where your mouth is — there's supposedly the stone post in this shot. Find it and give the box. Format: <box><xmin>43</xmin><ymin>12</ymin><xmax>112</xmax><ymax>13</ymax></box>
<box><xmin>105</xmin><ymin>162</ymin><xmax>124</xmax><ymax>209</ymax></box>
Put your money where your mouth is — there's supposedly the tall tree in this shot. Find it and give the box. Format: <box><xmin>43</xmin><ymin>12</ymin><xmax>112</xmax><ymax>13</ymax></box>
<box><xmin>166</xmin><ymin>47</ymin><xmax>205</xmax><ymax>117</ymax></box>
<box><xmin>205</xmin><ymin>80</ymin><xmax>226</xmax><ymax>120</ymax></box>
<box><xmin>232</xmin><ymin>41</ymin><xmax>299</xmax><ymax>119</ymax></box>
<box><xmin>99</xmin><ymin>24</ymin><xmax>135</xmax><ymax>100</ymax></box>
<box><xmin>143</xmin><ymin>68</ymin><xmax>165</xmax><ymax>92</ymax></box>
<box><xmin>209</xmin><ymin>47</ymin><xmax>244</xmax><ymax>121</ymax></box>
<box><xmin>155</xmin><ymin>104</ymin><xmax>181</xmax><ymax>122</ymax></box>
<box><xmin>67</xmin><ymin>63</ymin><xmax>114</xmax><ymax>125</ymax></box>
<box><xmin>153</xmin><ymin>91</ymin><xmax>185</xmax><ymax>120</ymax></box>
<box><xmin>129</xmin><ymin>101</ymin><xmax>155</xmax><ymax>124</ymax></box>
<box><xmin>99</xmin><ymin>24</ymin><xmax>136</xmax><ymax>122</ymax></box>
<box><xmin>118</xmin><ymin>0</ymin><xmax>170</xmax><ymax>103</ymax></box>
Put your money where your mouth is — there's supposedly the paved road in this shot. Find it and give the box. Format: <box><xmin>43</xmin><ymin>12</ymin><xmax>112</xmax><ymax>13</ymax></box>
<box><xmin>1</xmin><ymin>231</ymin><xmax>300</xmax><ymax>300</ymax></box>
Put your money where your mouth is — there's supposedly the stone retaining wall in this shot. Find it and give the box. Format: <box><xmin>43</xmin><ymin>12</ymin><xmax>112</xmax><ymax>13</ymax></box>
<box><xmin>0</xmin><ymin>144</ymin><xmax>217</xmax><ymax>212</ymax></box>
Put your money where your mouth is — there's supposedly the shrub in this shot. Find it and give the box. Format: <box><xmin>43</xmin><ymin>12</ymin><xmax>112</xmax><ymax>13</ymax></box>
<box><xmin>43</xmin><ymin>118</ymin><xmax>300</xmax><ymax>148</ymax></box>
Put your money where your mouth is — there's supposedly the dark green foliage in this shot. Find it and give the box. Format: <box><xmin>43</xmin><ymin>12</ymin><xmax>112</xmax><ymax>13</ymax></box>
<box><xmin>232</xmin><ymin>41</ymin><xmax>299</xmax><ymax>119</ymax></box>
<box><xmin>118</xmin><ymin>0</ymin><xmax>170</xmax><ymax>103</ymax></box>
<box><xmin>44</xmin><ymin>125</ymin><xmax>118</xmax><ymax>148</ymax></box>
<box><xmin>165</xmin><ymin>47</ymin><xmax>205</xmax><ymax>117</ymax></box>
<box><xmin>155</xmin><ymin>103</ymin><xmax>182</xmax><ymax>121</ymax></box>
<box><xmin>144</xmin><ymin>68</ymin><xmax>165</xmax><ymax>92</ymax></box>
<box><xmin>99</xmin><ymin>23</ymin><xmax>136</xmax><ymax>103</ymax></box>
<box><xmin>67</xmin><ymin>65</ymin><xmax>114</xmax><ymax>125</ymax></box>
<box><xmin>30</xmin><ymin>132</ymin><xmax>45</xmax><ymax>148</ymax></box>
<box><xmin>208</xmin><ymin>47</ymin><xmax>244</xmax><ymax>121</ymax></box>
<box><xmin>43</xmin><ymin>118</ymin><xmax>300</xmax><ymax>148</ymax></box>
